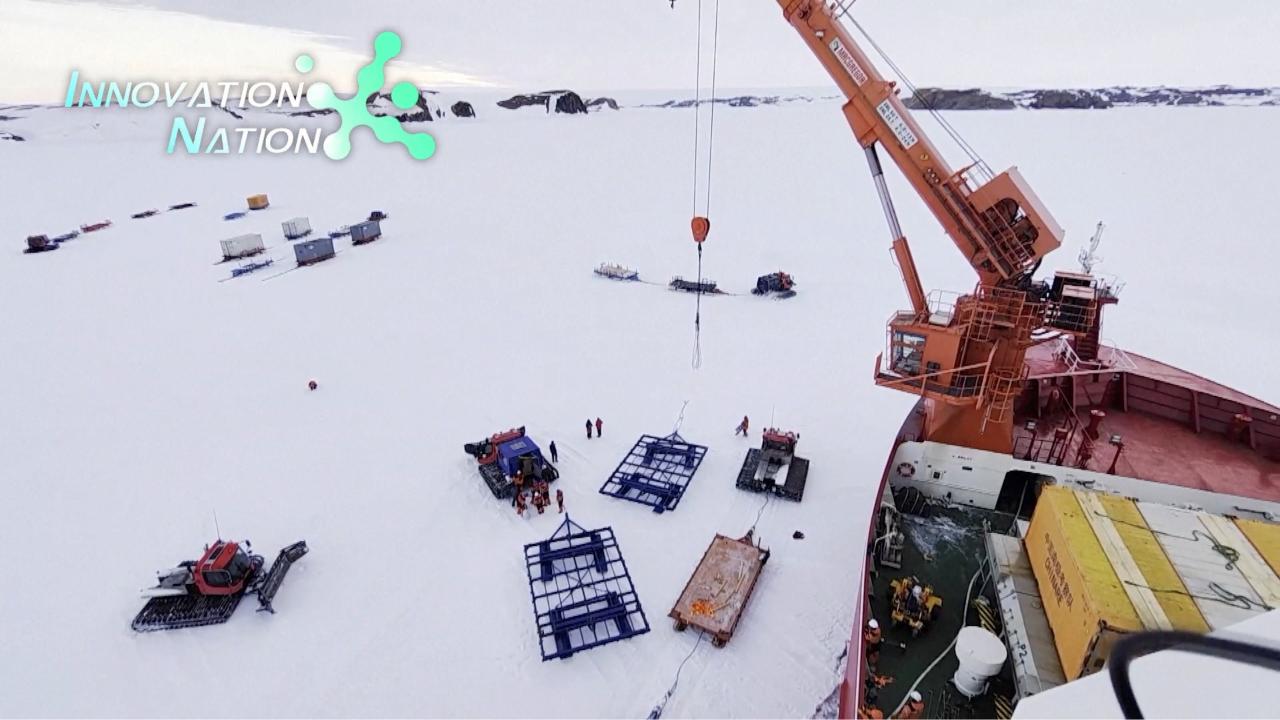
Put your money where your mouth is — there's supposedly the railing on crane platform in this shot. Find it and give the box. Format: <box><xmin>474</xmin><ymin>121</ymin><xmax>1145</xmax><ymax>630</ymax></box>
<box><xmin>874</xmin><ymin>345</ymin><xmax>987</xmax><ymax>402</ymax></box>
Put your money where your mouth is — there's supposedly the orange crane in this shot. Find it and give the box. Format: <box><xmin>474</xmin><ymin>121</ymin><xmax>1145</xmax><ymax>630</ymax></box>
<box><xmin>774</xmin><ymin>0</ymin><xmax>1101</xmax><ymax>453</ymax></box>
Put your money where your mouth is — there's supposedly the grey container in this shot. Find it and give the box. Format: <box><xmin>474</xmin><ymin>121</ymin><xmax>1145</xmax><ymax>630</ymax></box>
<box><xmin>350</xmin><ymin>220</ymin><xmax>382</xmax><ymax>245</ymax></box>
<box><xmin>293</xmin><ymin>236</ymin><xmax>336</xmax><ymax>266</ymax></box>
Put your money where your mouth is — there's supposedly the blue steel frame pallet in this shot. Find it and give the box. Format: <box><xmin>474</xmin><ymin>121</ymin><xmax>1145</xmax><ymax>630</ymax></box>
<box><xmin>523</xmin><ymin>516</ymin><xmax>650</xmax><ymax>660</ymax></box>
<box><xmin>599</xmin><ymin>432</ymin><xmax>708</xmax><ymax>513</ymax></box>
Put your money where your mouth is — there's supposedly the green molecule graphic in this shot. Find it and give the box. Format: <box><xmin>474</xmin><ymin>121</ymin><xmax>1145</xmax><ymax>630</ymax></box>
<box><xmin>391</xmin><ymin>82</ymin><xmax>420</xmax><ymax>110</ymax></box>
<box><xmin>300</xmin><ymin>31</ymin><xmax>437</xmax><ymax>161</ymax></box>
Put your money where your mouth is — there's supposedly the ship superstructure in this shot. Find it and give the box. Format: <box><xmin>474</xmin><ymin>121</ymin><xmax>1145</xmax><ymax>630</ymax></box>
<box><xmin>762</xmin><ymin>2</ymin><xmax>1280</xmax><ymax>717</ymax></box>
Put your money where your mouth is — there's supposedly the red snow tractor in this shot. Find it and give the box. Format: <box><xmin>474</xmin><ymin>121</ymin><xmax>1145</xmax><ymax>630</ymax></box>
<box><xmin>735</xmin><ymin>428</ymin><xmax>810</xmax><ymax>501</ymax></box>
<box><xmin>463</xmin><ymin>426</ymin><xmax>559</xmax><ymax>499</ymax></box>
<box><xmin>132</xmin><ymin>538</ymin><xmax>308</xmax><ymax>632</ymax></box>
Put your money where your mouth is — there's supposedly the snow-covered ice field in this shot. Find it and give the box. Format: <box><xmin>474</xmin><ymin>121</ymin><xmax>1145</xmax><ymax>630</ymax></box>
<box><xmin>1</xmin><ymin>99</ymin><xmax>1278</xmax><ymax>717</ymax></box>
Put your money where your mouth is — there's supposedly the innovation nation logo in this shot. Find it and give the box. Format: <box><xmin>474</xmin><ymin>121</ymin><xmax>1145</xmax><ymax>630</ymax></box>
<box><xmin>62</xmin><ymin>31</ymin><xmax>436</xmax><ymax>161</ymax></box>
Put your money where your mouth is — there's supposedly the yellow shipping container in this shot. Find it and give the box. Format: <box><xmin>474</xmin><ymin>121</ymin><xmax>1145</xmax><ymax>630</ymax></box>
<box><xmin>1025</xmin><ymin>486</ymin><xmax>1144</xmax><ymax>680</ymax></box>
<box><xmin>1026</xmin><ymin>487</ymin><xmax>1280</xmax><ymax>681</ymax></box>
<box><xmin>1235</xmin><ymin>518</ymin><xmax>1280</xmax><ymax>577</ymax></box>
<box><xmin>247</xmin><ymin>194</ymin><xmax>270</xmax><ymax>210</ymax></box>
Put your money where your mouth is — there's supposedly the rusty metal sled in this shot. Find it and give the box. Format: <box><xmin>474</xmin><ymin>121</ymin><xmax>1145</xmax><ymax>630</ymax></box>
<box><xmin>668</xmin><ymin>531</ymin><xmax>770</xmax><ymax>647</ymax></box>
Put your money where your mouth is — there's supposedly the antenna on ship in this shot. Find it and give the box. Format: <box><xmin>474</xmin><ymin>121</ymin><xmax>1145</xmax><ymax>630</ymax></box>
<box><xmin>1079</xmin><ymin>221</ymin><xmax>1106</xmax><ymax>274</ymax></box>
<box><xmin>213</xmin><ymin>509</ymin><xmax>222</xmax><ymax>541</ymax></box>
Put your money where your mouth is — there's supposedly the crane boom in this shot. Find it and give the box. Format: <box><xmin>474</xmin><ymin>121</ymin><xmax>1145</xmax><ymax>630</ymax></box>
<box><xmin>777</xmin><ymin>0</ymin><xmax>1064</xmax><ymax>287</ymax></box>
<box><xmin>769</xmin><ymin>0</ymin><xmax>1103</xmax><ymax>456</ymax></box>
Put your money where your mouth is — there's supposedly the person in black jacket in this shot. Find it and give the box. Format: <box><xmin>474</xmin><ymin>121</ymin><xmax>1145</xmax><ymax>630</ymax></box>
<box><xmin>586</xmin><ymin>419</ymin><xmax>593</xmax><ymax>439</ymax></box>
<box><xmin>549</xmin><ymin>441</ymin><xmax>559</xmax><ymax>463</ymax></box>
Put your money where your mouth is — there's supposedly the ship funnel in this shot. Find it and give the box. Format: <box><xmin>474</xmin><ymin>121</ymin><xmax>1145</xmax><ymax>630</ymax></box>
<box><xmin>952</xmin><ymin>626</ymin><xmax>1007</xmax><ymax>698</ymax></box>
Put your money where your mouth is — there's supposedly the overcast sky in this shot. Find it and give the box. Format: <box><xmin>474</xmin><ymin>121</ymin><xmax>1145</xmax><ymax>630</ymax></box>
<box><xmin>1</xmin><ymin>0</ymin><xmax>1278</xmax><ymax>103</ymax></box>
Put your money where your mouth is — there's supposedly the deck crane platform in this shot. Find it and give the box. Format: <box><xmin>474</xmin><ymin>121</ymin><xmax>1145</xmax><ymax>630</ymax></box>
<box><xmin>773</xmin><ymin>0</ymin><xmax>1107</xmax><ymax>454</ymax></box>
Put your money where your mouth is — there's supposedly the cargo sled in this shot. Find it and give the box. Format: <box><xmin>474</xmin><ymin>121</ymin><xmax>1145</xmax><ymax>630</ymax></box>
<box><xmin>594</xmin><ymin>263</ymin><xmax>640</xmax><ymax>281</ymax></box>
<box><xmin>669</xmin><ymin>531</ymin><xmax>769</xmax><ymax>647</ymax></box>
<box><xmin>669</xmin><ymin>276</ymin><xmax>721</xmax><ymax>294</ymax></box>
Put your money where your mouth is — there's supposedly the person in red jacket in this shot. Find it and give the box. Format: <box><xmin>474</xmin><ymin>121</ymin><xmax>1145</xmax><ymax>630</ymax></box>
<box><xmin>735</xmin><ymin>415</ymin><xmax>750</xmax><ymax>436</ymax></box>
<box><xmin>515</xmin><ymin>491</ymin><xmax>527</xmax><ymax>517</ymax></box>
<box><xmin>556</xmin><ymin>488</ymin><xmax>565</xmax><ymax>513</ymax></box>
<box><xmin>512</xmin><ymin>471</ymin><xmax>525</xmax><ymax>507</ymax></box>
<box><xmin>595</xmin><ymin>417</ymin><xmax>603</xmax><ymax>437</ymax></box>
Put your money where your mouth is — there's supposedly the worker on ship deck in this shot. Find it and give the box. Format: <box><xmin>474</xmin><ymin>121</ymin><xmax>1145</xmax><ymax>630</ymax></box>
<box><xmin>863</xmin><ymin>618</ymin><xmax>883</xmax><ymax>669</ymax></box>
<box><xmin>894</xmin><ymin>691</ymin><xmax>924</xmax><ymax>720</ymax></box>
<box><xmin>905</xmin><ymin>585</ymin><xmax>923</xmax><ymax>617</ymax></box>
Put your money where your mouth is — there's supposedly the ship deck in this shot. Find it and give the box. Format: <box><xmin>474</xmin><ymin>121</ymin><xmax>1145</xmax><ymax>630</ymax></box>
<box><xmin>1015</xmin><ymin>343</ymin><xmax>1280</xmax><ymax>503</ymax></box>
<box><xmin>866</xmin><ymin>504</ymin><xmax>1017</xmax><ymax>719</ymax></box>
<box><xmin>1013</xmin><ymin>407</ymin><xmax>1280</xmax><ymax>502</ymax></box>
<box><xmin>1023</xmin><ymin>344</ymin><xmax>1280</xmax><ymax>415</ymax></box>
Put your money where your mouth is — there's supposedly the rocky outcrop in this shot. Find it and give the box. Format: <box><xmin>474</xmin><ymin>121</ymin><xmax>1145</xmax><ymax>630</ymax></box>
<box><xmin>0</xmin><ymin>131</ymin><xmax>25</xmax><ymax>142</ymax></box>
<box><xmin>642</xmin><ymin>94</ymin><xmax>831</xmax><ymax>109</ymax></box>
<box><xmin>905</xmin><ymin>88</ymin><xmax>1015</xmax><ymax>110</ymax></box>
<box><xmin>367</xmin><ymin>89</ymin><xmax>442</xmax><ymax>122</ymax></box>
<box><xmin>451</xmin><ymin>101</ymin><xmax>476</xmax><ymax>118</ymax></box>
<box><xmin>586</xmin><ymin>97</ymin><xmax>619</xmax><ymax>111</ymax></box>
<box><xmin>498</xmin><ymin>94</ymin><xmax>550</xmax><ymax>111</ymax></box>
<box><xmin>497</xmin><ymin>90</ymin><xmax>589</xmax><ymax>114</ymax></box>
<box><xmin>554</xmin><ymin>92</ymin><xmax>587</xmax><ymax>114</ymax></box>
<box><xmin>287</xmin><ymin>108</ymin><xmax>335</xmax><ymax>117</ymax></box>
<box><xmin>1028</xmin><ymin>90</ymin><xmax>1111</xmax><ymax>110</ymax></box>
<box><xmin>904</xmin><ymin>85</ymin><xmax>1280</xmax><ymax>110</ymax></box>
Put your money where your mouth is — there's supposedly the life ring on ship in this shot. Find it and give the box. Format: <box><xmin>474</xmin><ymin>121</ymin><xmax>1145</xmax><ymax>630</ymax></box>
<box><xmin>897</xmin><ymin>462</ymin><xmax>915</xmax><ymax>478</ymax></box>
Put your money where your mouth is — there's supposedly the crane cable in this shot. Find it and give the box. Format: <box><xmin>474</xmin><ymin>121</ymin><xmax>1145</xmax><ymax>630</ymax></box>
<box><xmin>647</xmin><ymin>631</ymin><xmax>706</xmax><ymax>719</ymax></box>
<box><xmin>843</xmin><ymin>15</ymin><xmax>989</xmax><ymax>175</ymax></box>
<box><xmin>689</xmin><ymin>0</ymin><xmax>720</xmax><ymax>370</ymax></box>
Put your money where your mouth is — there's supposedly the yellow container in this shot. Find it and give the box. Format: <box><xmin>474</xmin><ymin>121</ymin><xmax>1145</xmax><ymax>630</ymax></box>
<box><xmin>247</xmin><ymin>194</ymin><xmax>270</xmax><ymax>210</ymax></box>
<box><xmin>1027</xmin><ymin>487</ymin><xmax>1279</xmax><ymax>680</ymax></box>
<box><xmin>1025</xmin><ymin>486</ymin><xmax>1143</xmax><ymax>680</ymax></box>
<box><xmin>1234</xmin><ymin>518</ymin><xmax>1280</xmax><ymax>577</ymax></box>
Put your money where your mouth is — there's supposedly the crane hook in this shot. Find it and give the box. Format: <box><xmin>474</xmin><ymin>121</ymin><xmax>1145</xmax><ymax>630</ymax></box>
<box><xmin>691</xmin><ymin>216</ymin><xmax>710</xmax><ymax>244</ymax></box>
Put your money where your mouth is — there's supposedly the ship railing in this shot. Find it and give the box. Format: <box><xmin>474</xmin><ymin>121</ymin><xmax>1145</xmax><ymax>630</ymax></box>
<box><xmin>1094</xmin><ymin>273</ymin><xmax>1126</xmax><ymax>301</ymax></box>
<box><xmin>1102</xmin><ymin>339</ymin><xmax>1138</xmax><ymax>372</ymax></box>
<box><xmin>875</xmin><ymin>354</ymin><xmax>989</xmax><ymax>400</ymax></box>
<box><xmin>1056</xmin><ymin>336</ymin><xmax>1086</xmax><ymax>373</ymax></box>
<box><xmin>925</xmin><ymin>289</ymin><xmax>960</xmax><ymax>325</ymax></box>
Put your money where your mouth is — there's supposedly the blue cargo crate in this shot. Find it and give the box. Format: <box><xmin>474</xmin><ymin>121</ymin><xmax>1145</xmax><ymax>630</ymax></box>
<box><xmin>524</xmin><ymin>517</ymin><xmax>650</xmax><ymax>661</ymax></box>
<box><xmin>599</xmin><ymin>432</ymin><xmax>708</xmax><ymax>513</ymax></box>
<box><xmin>350</xmin><ymin>220</ymin><xmax>382</xmax><ymax>245</ymax></box>
<box><xmin>294</xmin><ymin>236</ymin><xmax>336</xmax><ymax>266</ymax></box>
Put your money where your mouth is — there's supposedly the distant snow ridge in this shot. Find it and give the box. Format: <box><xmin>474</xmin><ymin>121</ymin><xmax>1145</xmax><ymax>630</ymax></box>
<box><xmin>905</xmin><ymin>85</ymin><xmax>1280</xmax><ymax>110</ymax></box>
<box><xmin>641</xmin><ymin>94</ymin><xmax>840</xmax><ymax>109</ymax></box>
